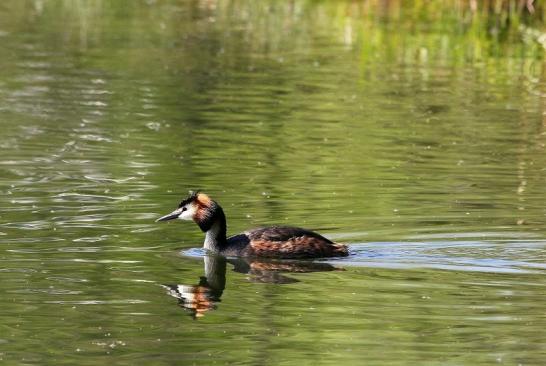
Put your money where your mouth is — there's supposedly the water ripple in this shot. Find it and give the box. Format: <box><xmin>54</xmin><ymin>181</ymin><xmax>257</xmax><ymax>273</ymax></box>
<box><xmin>43</xmin><ymin>299</ymin><xmax>148</xmax><ymax>305</ymax></box>
<box><xmin>7</xmin><ymin>246</ymin><xmax>161</xmax><ymax>254</ymax></box>
<box><xmin>0</xmin><ymin>221</ymin><xmax>50</xmax><ymax>230</ymax></box>
<box><xmin>332</xmin><ymin>241</ymin><xmax>546</xmax><ymax>274</ymax></box>
<box><xmin>53</xmin><ymin>193</ymin><xmax>133</xmax><ymax>202</ymax></box>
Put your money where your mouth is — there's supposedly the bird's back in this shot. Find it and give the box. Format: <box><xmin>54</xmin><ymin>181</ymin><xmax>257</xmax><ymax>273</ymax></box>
<box><xmin>224</xmin><ymin>226</ymin><xmax>349</xmax><ymax>259</ymax></box>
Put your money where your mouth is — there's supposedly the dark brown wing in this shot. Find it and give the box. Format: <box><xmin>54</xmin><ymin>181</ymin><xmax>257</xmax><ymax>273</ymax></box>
<box><xmin>247</xmin><ymin>226</ymin><xmax>334</xmax><ymax>243</ymax></box>
<box><xmin>231</xmin><ymin>226</ymin><xmax>348</xmax><ymax>259</ymax></box>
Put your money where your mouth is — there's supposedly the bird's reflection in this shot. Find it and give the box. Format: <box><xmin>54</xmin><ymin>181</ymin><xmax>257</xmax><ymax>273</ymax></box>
<box><xmin>163</xmin><ymin>254</ymin><xmax>342</xmax><ymax>318</ymax></box>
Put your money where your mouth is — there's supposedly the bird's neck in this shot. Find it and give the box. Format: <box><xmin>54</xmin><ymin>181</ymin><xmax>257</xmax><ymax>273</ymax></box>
<box><xmin>198</xmin><ymin>204</ymin><xmax>227</xmax><ymax>252</ymax></box>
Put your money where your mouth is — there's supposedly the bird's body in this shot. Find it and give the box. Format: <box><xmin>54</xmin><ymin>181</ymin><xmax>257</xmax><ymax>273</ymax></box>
<box><xmin>224</xmin><ymin>226</ymin><xmax>348</xmax><ymax>258</ymax></box>
<box><xmin>157</xmin><ymin>192</ymin><xmax>349</xmax><ymax>259</ymax></box>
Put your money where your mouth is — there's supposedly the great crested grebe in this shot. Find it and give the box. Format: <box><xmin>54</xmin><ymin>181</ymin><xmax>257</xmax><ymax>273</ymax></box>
<box><xmin>156</xmin><ymin>191</ymin><xmax>349</xmax><ymax>259</ymax></box>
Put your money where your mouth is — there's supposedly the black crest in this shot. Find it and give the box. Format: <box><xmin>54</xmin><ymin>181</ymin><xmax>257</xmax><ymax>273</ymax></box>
<box><xmin>178</xmin><ymin>190</ymin><xmax>200</xmax><ymax>208</ymax></box>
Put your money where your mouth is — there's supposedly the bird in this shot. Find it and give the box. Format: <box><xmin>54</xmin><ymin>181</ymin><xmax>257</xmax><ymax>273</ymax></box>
<box><xmin>156</xmin><ymin>191</ymin><xmax>349</xmax><ymax>259</ymax></box>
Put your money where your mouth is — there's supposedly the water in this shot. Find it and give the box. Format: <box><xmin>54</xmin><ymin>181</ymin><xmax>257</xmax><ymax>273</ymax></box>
<box><xmin>1</xmin><ymin>1</ymin><xmax>546</xmax><ymax>364</ymax></box>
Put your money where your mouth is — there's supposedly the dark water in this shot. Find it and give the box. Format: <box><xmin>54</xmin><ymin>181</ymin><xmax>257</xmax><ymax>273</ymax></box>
<box><xmin>2</xmin><ymin>1</ymin><xmax>546</xmax><ymax>364</ymax></box>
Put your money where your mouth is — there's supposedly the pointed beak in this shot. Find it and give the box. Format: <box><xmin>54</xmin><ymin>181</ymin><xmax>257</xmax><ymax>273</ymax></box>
<box><xmin>156</xmin><ymin>208</ymin><xmax>182</xmax><ymax>222</ymax></box>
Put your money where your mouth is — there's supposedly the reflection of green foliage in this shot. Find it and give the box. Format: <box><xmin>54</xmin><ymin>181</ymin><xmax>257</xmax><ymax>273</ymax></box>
<box><xmin>1</xmin><ymin>0</ymin><xmax>545</xmax><ymax>238</ymax></box>
<box><xmin>2</xmin><ymin>1</ymin><xmax>546</xmax><ymax>365</ymax></box>
<box><xmin>3</xmin><ymin>1</ymin><xmax>546</xmax><ymax>59</ymax></box>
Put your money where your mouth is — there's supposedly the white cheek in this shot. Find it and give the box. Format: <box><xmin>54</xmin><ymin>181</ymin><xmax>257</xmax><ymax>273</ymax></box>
<box><xmin>178</xmin><ymin>206</ymin><xmax>196</xmax><ymax>221</ymax></box>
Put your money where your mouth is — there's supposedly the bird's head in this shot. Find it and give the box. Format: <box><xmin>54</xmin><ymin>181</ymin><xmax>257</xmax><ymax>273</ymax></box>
<box><xmin>156</xmin><ymin>191</ymin><xmax>213</xmax><ymax>223</ymax></box>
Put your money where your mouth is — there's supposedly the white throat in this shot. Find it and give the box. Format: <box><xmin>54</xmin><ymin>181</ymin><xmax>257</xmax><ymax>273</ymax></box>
<box><xmin>204</xmin><ymin>221</ymin><xmax>222</xmax><ymax>251</ymax></box>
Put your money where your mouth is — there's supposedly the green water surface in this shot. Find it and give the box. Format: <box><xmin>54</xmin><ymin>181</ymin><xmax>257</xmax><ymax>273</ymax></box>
<box><xmin>1</xmin><ymin>1</ymin><xmax>546</xmax><ymax>365</ymax></box>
